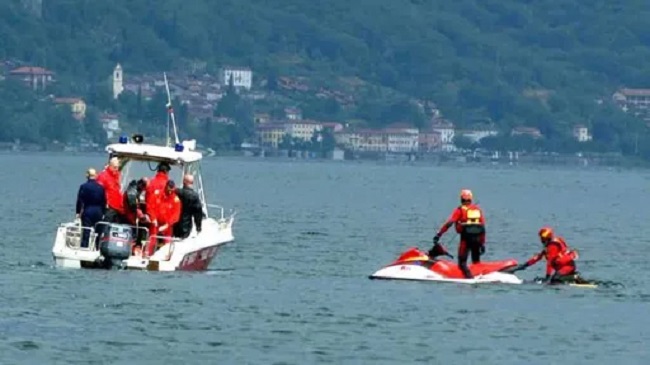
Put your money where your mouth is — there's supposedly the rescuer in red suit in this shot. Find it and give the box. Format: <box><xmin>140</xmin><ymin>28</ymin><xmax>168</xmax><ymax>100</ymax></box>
<box><xmin>511</xmin><ymin>226</ymin><xmax>587</xmax><ymax>284</ymax></box>
<box><xmin>429</xmin><ymin>189</ymin><xmax>486</xmax><ymax>279</ymax></box>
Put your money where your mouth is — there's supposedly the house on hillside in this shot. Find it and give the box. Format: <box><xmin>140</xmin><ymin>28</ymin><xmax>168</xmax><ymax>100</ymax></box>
<box><xmin>256</xmin><ymin>124</ymin><xmax>285</xmax><ymax>148</ymax></box>
<box><xmin>100</xmin><ymin>113</ymin><xmax>121</xmax><ymax>139</ymax></box>
<box><xmin>9</xmin><ymin>66</ymin><xmax>55</xmax><ymax>91</ymax></box>
<box><xmin>284</xmin><ymin>120</ymin><xmax>323</xmax><ymax>141</ymax></box>
<box><xmin>457</xmin><ymin>128</ymin><xmax>498</xmax><ymax>144</ymax></box>
<box><xmin>572</xmin><ymin>124</ymin><xmax>592</xmax><ymax>142</ymax></box>
<box><xmin>612</xmin><ymin>88</ymin><xmax>650</xmax><ymax>120</ymax></box>
<box><xmin>511</xmin><ymin>126</ymin><xmax>543</xmax><ymax>139</ymax></box>
<box><xmin>54</xmin><ymin>97</ymin><xmax>86</xmax><ymax>120</ymax></box>
<box><xmin>220</xmin><ymin>66</ymin><xmax>253</xmax><ymax>90</ymax></box>
<box><xmin>418</xmin><ymin>129</ymin><xmax>442</xmax><ymax>152</ymax></box>
<box><xmin>430</xmin><ymin>120</ymin><xmax>455</xmax><ymax>151</ymax></box>
<box><xmin>285</xmin><ymin>107</ymin><xmax>302</xmax><ymax>120</ymax></box>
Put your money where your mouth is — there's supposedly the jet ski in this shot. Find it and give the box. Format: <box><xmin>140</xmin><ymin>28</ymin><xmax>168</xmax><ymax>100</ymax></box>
<box><xmin>369</xmin><ymin>247</ymin><xmax>523</xmax><ymax>284</ymax></box>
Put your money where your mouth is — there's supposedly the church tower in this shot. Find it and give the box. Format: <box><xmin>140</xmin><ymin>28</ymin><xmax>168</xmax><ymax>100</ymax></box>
<box><xmin>112</xmin><ymin>64</ymin><xmax>124</xmax><ymax>99</ymax></box>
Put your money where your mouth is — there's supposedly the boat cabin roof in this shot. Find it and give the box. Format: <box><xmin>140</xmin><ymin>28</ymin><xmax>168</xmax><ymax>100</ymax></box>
<box><xmin>105</xmin><ymin>141</ymin><xmax>203</xmax><ymax>164</ymax></box>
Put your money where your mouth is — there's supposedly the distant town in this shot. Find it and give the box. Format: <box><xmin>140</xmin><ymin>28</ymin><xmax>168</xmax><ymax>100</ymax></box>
<box><xmin>1</xmin><ymin>60</ymin><xmax>649</xmax><ymax>166</ymax></box>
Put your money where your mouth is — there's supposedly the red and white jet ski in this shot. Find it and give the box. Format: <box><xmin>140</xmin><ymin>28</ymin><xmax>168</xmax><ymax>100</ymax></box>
<box><xmin>369</xmin><ymin>247</ymin><xmax>523</xmax><ymax>284</ymax></box>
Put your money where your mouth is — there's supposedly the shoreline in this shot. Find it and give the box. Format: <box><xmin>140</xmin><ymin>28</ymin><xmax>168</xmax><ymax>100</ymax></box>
<box><xmin>7</xmin><ymin>149</ymin><xmax>647</xmax><ymax>172</ymax></box>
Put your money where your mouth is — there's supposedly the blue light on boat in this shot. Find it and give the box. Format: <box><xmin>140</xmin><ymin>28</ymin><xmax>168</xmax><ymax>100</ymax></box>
<box><xmin>174</xmin><ymin>143</ymin><xmax>184</xmax><ymax>152</ymax></box>
<box><xmin>118</xmin><ymin>135</ymin><xmax>128</xmax><ymax>144</ymax></box>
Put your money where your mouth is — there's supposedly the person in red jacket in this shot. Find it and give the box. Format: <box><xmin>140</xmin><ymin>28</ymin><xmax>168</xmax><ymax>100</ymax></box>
<box><xmin>144</xmin><ymin>162</ymin><xmax>171</xmax><ymax>256</ymax></box>
<box><xmin>157</xmin><ymin>180</ymin><xmax>182</xmax><ymax>240</ymax></box>
<box><xmin>429</xmin><ymin>189</ymin><xmax>486</xmax><ymax>279</ymax></box>
<box><xmin>512</xmin><ymin>227</ymin><xmax>586</xmax><ymax>284</ymax></box>
<box><xmin>96</xmin><ymin>157</ymin><xmax>124</xmax><ymax>223</ymax></box>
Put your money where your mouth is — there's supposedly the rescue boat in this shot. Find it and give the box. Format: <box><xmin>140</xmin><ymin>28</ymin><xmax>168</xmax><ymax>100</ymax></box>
<box><xmin>51</xmin><ymin>73</ymin><xmax>235</xmax><ymax>271</ymax></box>
<box><xmin>369</xmin><ymin>247</ymin><xmax>523</xmax><ymax>284</ymax></box>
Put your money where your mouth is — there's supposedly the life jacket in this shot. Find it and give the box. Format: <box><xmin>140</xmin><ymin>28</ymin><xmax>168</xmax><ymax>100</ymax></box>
<box><xmin>545</xmin><ymin>237</ymin><xmax>577</xmax><ymax>271</ymax></box>
<box><xmin>456</xmin><ymin>204</ymin><xmax>485</xmax><ymax>236</ymax></box>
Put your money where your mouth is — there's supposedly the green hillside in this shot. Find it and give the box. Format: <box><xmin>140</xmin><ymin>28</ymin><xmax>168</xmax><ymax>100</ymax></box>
<box><xmin>2</xmin><ymin>0</ymin><xmax>650</xmax><ymax>155</ymax></box>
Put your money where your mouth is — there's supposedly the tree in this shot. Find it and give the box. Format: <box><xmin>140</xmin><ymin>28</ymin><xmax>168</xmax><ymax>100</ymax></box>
<box><xmin>84</xmin><ymin>107</ymin><xmax>108</xmax><ymax>145</ymax></box>
<box><xmin>453</xmin><ymin>135</ymin><xmax>476</xmax><ymax>150</ymax></box>
<box><xmin>2</xmin><ymin>0</ymin><xmax>650</xmax><ymax>157</ymax></box>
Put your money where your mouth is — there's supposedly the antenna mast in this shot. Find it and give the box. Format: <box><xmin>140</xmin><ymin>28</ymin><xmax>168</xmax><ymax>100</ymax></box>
<box><xmin>163</xmin><ymin>72</ymin><xmax>180</xmax><ymax>146</ymax></box>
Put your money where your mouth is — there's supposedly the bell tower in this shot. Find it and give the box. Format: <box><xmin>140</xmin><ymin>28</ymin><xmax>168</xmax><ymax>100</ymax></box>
<box><xmin>112</xmin><ymin>64</ymin><xmax>124</xmax><ymax>99</ymax></box>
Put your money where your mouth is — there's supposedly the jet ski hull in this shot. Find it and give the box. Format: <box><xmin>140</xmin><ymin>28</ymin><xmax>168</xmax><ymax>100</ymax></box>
<box><xmin>369</xmin><ymin>247</ymin><xmax>523</xmax><ymax>285</ymax></box>
<box><xmin>369</xmin><ymin>264</ymin><xmax>523</xmax><ymax>284</ymax></box>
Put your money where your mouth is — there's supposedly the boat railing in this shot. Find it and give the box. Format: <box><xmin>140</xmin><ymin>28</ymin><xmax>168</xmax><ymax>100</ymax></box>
<box><xmin>63</xmin><ymin>221</ymin><xmax>151</xmax><ymax>252</ymax></box>
<box><xmin>206</xmin><ymin>203</ymin><xmax>237</xmax><ymax>221</ymax></box>
<box><xmin>63</xmin><ymin>224</ymin><xmax>99</xmax><ymax>251</ymax></box>
<box><xmin>206</xmin><ymin>203</ymin><xmax>225</xmax><ymax>220</ymax></box>
<box><xmin>140</xmin><ymin>234</ymin><xmax>184</xmax><ymax>260</ymax></box>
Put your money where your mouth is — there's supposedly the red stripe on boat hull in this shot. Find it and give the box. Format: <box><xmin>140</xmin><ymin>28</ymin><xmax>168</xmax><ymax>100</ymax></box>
<box><xmin>177</xmin><ymin>245</ymin><xmax>221</xmax><ymax>271</ymax></box>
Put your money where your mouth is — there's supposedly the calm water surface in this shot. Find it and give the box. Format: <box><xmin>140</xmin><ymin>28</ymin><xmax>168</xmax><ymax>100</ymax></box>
<box><xmin>1</xmin><ymin>153</ymin><xmax>649</xmax><ymax>364</ymax></box>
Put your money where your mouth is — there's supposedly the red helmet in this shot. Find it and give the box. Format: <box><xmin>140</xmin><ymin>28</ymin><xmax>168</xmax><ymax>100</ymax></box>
<box><xmin>538</xmin><ymin>226</ymin><xmax>554</xmax><ymax>241</ymax></box>
<box><xmin>460</xmin><ymin>189</ymin><xmax>473</xmax><ymax>201</ymax></box>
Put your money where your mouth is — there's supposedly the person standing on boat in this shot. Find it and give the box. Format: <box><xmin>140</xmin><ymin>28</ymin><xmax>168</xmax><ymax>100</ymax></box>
<box><xmin>173</xmin><ymin>174</ymin><xmax>203</xmax><ymax>239</ymax></box>
<box><xmin>145</xmin><ymin>162</ymin><xmax>171</xmax><ymax>256</ymax></box>
<box><xmin>75</xmin><ymin>168</ymin><xmax>106</xmax><ymax>248</ymax></box>
<box><xmin>156</xmin><ymin>180</ymin><xmax>182</xmax><ymax>243</ymax></box>
<box><xmin>429</xmin><ymin>189</ymin><xmax>486</xmax><ymax>279</ymax></box>
<box><xmin>96</xmin><ymin>157</ymin><xmax>124</xmax><ymax>223</ymax></box>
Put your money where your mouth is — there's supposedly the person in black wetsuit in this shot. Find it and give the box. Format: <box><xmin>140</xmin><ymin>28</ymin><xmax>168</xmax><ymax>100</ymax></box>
<box><xmin>173</xmin><ymin>174</ymin><xmax>204</xmax><ymax>239</ymax></box>
<box><xmin>75</xmin><ymin>168</ymin><xmax>106</xmax><ymax>248</ymax></box>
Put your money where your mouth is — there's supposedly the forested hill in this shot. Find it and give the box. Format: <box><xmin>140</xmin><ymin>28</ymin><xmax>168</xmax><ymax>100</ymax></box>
<box><xmin>2</xmin><ymin>0</ymin><xmax>650</xmax><ymax>150</ymax></box>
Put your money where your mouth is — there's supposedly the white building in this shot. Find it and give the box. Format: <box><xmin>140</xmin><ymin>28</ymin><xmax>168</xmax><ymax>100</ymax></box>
<box><xmin>285</xmin><ymin>107</ymin><xmax>302</xmax><ymax>120</ymax></box>
<box><xmin>100</xmin><ymin>113</ymin><xmax>120</xmax><ymax>139</ymax></box>
<box><xmin>573</xmin><ymin>125</ymin><xmax>592</xmax><ymax>142</ymax></box>
<box><xmin>335</xmin><ymin>127</ymin><xmax>418</xmax><ymax>153</ymax></box>
<box><xmin>430</xmin><ymin>121</ymin><xmax>455</xmax><ymax>151</ymax></box>
<box><xmin>220</xmin><ymin>66</ymin><xmax>253</xmax><ymax>90</ymax></box>
<box><xmin>112</xmin><ymin>64</ymin><xmax>124</xmax><ymax>99</ymax></box>
<box><xmin>284</xmin><ymin>120</ymin><xmax>323</xmax><ymax>141</ymax></box>
<box><xmin>386</xmin><ymin>129</ymin><xmax>419</xmax><ymax>153</ymax></box>
<box><xmin>460</xmin><ymin>128</ymin><xmax>498</xmax><ymax>144</ymax></box>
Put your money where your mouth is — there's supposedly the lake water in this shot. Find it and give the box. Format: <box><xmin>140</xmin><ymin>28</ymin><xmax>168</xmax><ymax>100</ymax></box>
<box><xmin>1</xmin><ymin>153</ymin><xmax>649</xmax><ymax>364</ymax></box>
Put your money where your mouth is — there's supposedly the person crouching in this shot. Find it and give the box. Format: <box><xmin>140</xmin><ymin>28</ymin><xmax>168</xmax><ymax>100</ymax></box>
<box><xmin>146</xmin><ymin>180</ymin><xmax>181</xmax><ymax>256</ymax></box>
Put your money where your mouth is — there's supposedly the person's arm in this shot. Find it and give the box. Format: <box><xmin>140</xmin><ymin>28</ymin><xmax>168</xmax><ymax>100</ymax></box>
<box><xmin>191</xmin><ymin>192</ymin><xmax>203</xmax><ymax>232</ymax></box>
<box><xmin>435</xmin><ymin>208</ymin><xmax>460</xmax><ymax>238</ymax></box>
<box><xmin>480</xmin><ymin>207</ymin><xmax>486</xmax><ymax>244</ymax></box>
<box><xmin>75</xmin><ymin>185</ymin><xmax>84</xmax><ymax>216</ymax></box>
<box><xmin>99</xmin><ymin>185</ymin><xmax>107</xmax><ymax>215</ymax></box>
<box><xmin>170</xmin><ymin>197</ymin><xmax>182</xmax><ymax>225</ymax></box>
<box><xmin>525</xmin><ymin>251</ymin><xmax>545</xmax><ymax>267</ymax></box>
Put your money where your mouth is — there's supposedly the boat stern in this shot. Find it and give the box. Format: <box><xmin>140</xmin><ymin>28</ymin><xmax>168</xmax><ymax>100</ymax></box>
<box><xmin>52</xmin><ymin>222</ymin><xmax>102</xmax><ymax>269</ymax></box>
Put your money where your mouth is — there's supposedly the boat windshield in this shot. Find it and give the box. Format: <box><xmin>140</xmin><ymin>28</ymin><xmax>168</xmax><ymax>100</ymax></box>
<box><xmin>116</xmin><ymin>157</ymin><xmax>209</xmax><ymax>217</ymax></box>
<box><xmin>119</xmin><ymin>158</ymin><xmax>183</xmax><ymax>188</ymax></box>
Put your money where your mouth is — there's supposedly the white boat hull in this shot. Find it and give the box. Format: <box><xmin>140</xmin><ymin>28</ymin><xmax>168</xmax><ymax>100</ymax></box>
<box><xmin>52</xmin><ymin>215</ymin><xmax>234</xmax><ymax>272</ymax></box>
<box><xmin>369</xmin><ymin>265</ymin><xmax>523</xmax><ymax>284</ymax></box>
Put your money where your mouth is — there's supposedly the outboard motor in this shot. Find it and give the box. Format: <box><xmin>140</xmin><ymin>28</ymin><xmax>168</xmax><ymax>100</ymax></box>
<box><xmin>98</xmin><ymin>223</ymin><xmax>134</xmax><ymax>269</ymax></box>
